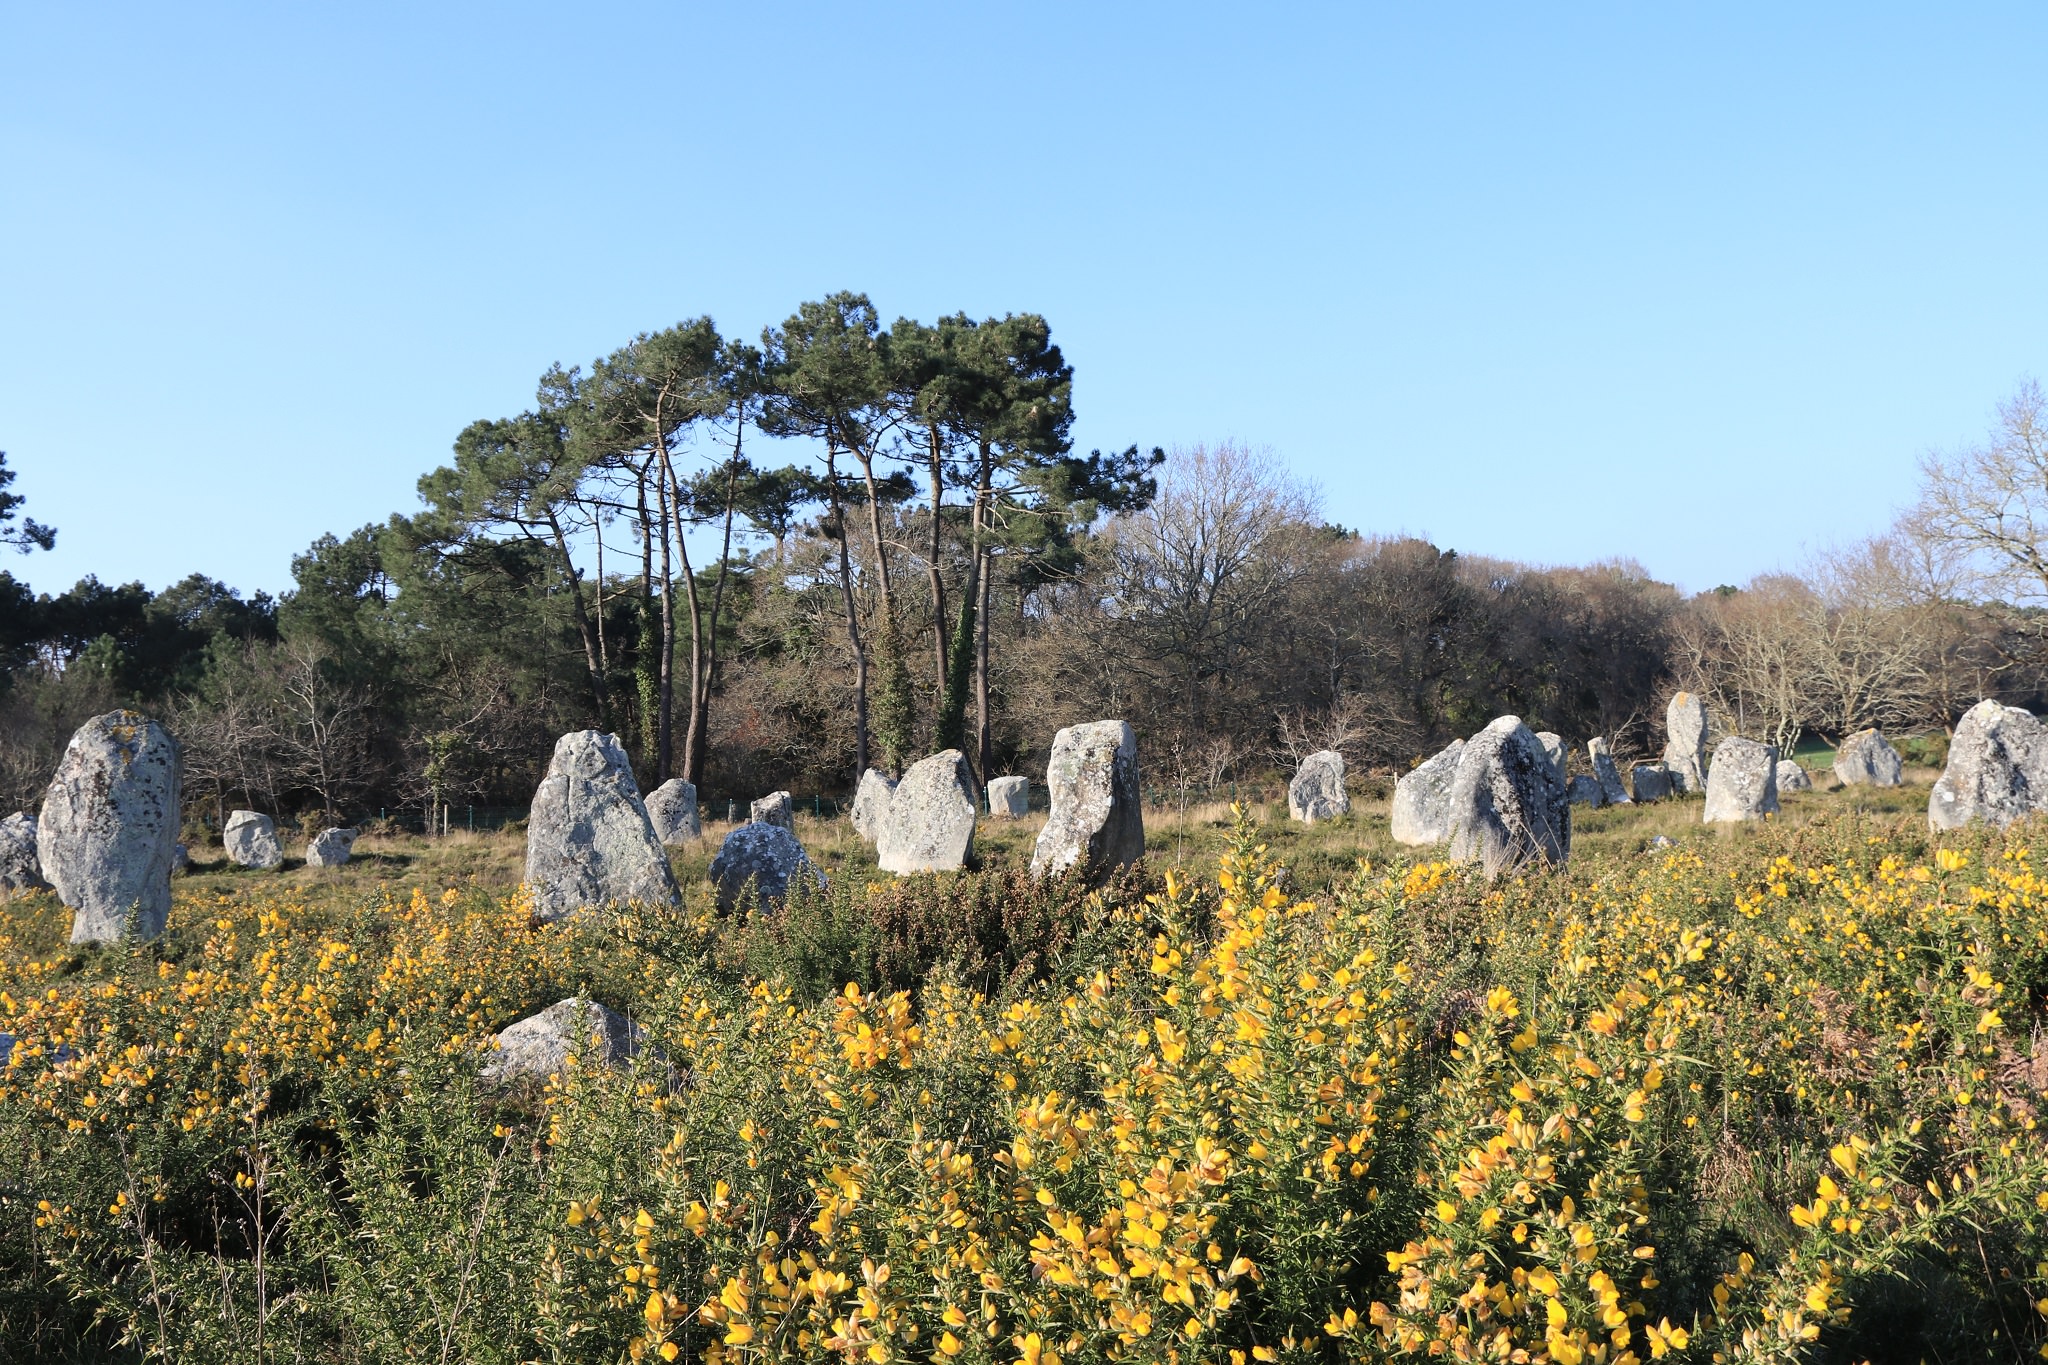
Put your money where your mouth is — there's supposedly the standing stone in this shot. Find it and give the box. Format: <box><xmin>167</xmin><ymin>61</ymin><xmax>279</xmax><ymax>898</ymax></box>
<box><xmin>877</xmin><ymin>750</ymin><xmax>978</xmax><ymax>874</ymax></box>
<box><xmin>524</xmin><ymin>730</ymin><xmax>680</xmax><ymax>922</ymax></box>
<box><xmin>987</xmin><ymin>776</ymin><xmax>1029</xmax><ymax>818</ymax></box>
<box><xmin>1446</xmin><ymin>716</ymin><xmax>1572</xmax><ymax>878</ymax></box>
<box><xmin>1663</xmin><ymin>692</ymin><xmax>1710</xmax><ymax>794</ymax></box>
<box><xmin>709</xmin><ymin>823</ymin><xmax>824</xmax><ymax>911</ymax></box>
<box><xmin>0</xmin><ymin>813</ymin><xmax>47</xmax><ymax>894</ymax></box>
<box><xmin>645</xmin><ymin>779</ymin><xmax>701</xmax><ymax>845</ymax></box>
<box><xmin>306</xmin><ymin>827</ymin><xmax>359</xmax><ymax>867</ymax></box>
<box><xmin>1929</xmin><ymin>700</ymin><xmax>2048</xmax><ymax>831</ymax></box>
<box><xmin>1833</xmin><ymin>729</ymin><xmax>1903</xmax><ymax>788</ymax></box>
<box><xmin>1631</xmin><ymin>764</ymin><xmax>1672</xmax><ymax>803</ymax></box>
<box><xmin>1587</xmin><ymin>738</ymin><xmax>1633</xmax><ymax>806</ymax></box>
<box><xmin>1775</xmin><ymin>760</ymin><xmax>1813</xmax><ymax>793</ymax></box>
<box><xmin>481</xmin><ymin>997</ymin><xmax>647</xmax><ymax>1085</ymax></box>
<box><xmin>38</xmin><ymin>710</ymin><xmax>182</xmax><ymax>943</ymax></box>
<box><xmin>171</xmin><ymin>842</ymin><xmax>189</xmax><ymax>874</ymax></box>
<box><xmin>1030</xmin><ymin>720</ymin><xmax>1145</xmax><ymax>882</ymax></box>
<box><xmin>1390</xmin><ymin>740</ymin><xmax>1465</xmax><ymax>846</ymax></box>
<box><xmin>1703</xmin><ymin>737</ymin><xmax>1780</xmax><ymax>823</ymax></box>
<box><xmin>1288</xmin><ymin>750</ymin><xmax>1350</xmax><ymax>824</ymax></box>
<box><xmin>1535</xmin><ymin>733</ymin><xmax>1568</xmax><ymax>786</ymax></box>
<box><xmin>850</xmin><ymin>770</ymin><xmax>897</xmax><ymax>841</ymax></box>
<box><xmin>1568</xmin><ymin>775</ymin><xmax>1604</xmax><ymax>807</ymax></box>
<box><xmin>224</xmin><ymin>810</ymin><xmax>284</xmax><ymax>870</ymax></box>
<box><xmin>751</xmin><ymin>791</ymin><xmax>795</xmax><ymax>830</ymax></box>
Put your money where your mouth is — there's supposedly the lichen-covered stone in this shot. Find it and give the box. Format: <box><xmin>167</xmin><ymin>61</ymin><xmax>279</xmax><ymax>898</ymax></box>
<box><xmin>524</xmin><ymin>730</ymin><xmax>679</xmax><ymax>921</ymax></box>
<box><xmin>38</xmin><ymin>710</ymin><xmax>181</xmax><ymax>943</ymax></box>
<box><xmin>224</xmin><ymin>810</ymin><xmax>283</xmax><ymax>870</ymax></box>
<box><xmin>850</xmin><ymin>770</ymin><xmax>897</xmax><ymax>840</ymax></box>
<box><xmin>481</xmin><ymin>997</ymin><xmax>647</xmax><ymax>1084</ymax></box>
<box><xmin>306</xmin><ymin>827</ymin><xmax>359</xmax><ymax>867</ymax></box>
<box><xmin>0</xmin><ymin>813</ymin><xmax>46</xmax><ymax>894</ymax></box>
<box><xmin>1030</xmin><ymin>720</ymin><xmax>1144</xmax><ymax>883</ymax></box>
<box><xmin>1568</xmin><ymin>774</ymin><xmax>1604</xmax><ymax>807</ymax></box>
<box><xmin>751</xmin><ymin>791</ymin><xmax>794</xmax><ymax>830</ymax></box>
<box><xmin>1588</xmin><ymin>737</ymin><xmax>1633</xmax><ymax>805</ymax></box>
<box><xmin>1535</xmin><ymin>733</ymin><xmax>1567</xmax><ymax>785</ymax></box>
<box><xmin>1833</xmin><ymin>729</ymin><xmax>1903</xmax><ymax>788</ymax></box>
<box><xmin>1631</xmin><ymin>764</ymin><xmax>1672</xmax><ymax>802</ymax></box>
<box><xmin>709</xmin><ymin>822</ymin><xmax>825</xmax><ymax>911</ymax></box>
<box><xmin>877</xmin><ymin>750</ymin><xmax>977</xmax><ymax>874</ymax></box>
<box><xmin>1664</xmin><ymin>692</ymin><xmax>1709</xmax><ymax>794</ymax></box>
<box><xmin>645</xmin><ymin>779</ymin><xmax>701</xmax><ymax>845</ymax></box>
<box><xmin>1703</xmin><ymin>737</ymin><xmax>1780</xmax><ymax>823</ymax></box>
<box><xmin>1776</xmin><ymin>759</ymin><xmax>1813</xmax><ymax>793</ymax></box>
<box><xmin>987</xmin><ymin>776</ymin><xmax>1029</xmax><ymax>818</ymax></box>
<box><xmin>1288</xmin><ymin>750</ymin><xmax>1349</xmax><ymax>824</ymax></box>
<box><xmin>1391</xmin><ymin>740</ymin><xmax>1464</xmax><ymax>846</ymax></box>
<box><xmin>1446</xmin><ymin>717</ymin><xmax>1571</xmax><ymax>878</ymax></box>
<box><xmin>1929</xmin><ymin>700</ymin><xmax>2048</xmax><ymax>831</ymax></box>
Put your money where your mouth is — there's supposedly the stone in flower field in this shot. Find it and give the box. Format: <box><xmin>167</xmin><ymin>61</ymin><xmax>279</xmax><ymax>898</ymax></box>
<box><xmin>1664</xmin><ymin>692</ymin><xmax>1709</xmax><ymax>793</ymax></box>
<box><xmin>1288</xmin><ymin>749</ymin><xmax>1349</xmax><ymax>824</ymax></box>
<box><xmin>0</xmin><ymin>812</ymin><xmax>46</xmax><ymax>894</ymax></box>
<box><xmin>306</xmin><ymin>827</ymin><xmax>359</xmax><ymax>867</ymax></box>
<box><xmin>751</xmin><ymin>790</ymin><xmax>794</xmax><ymax>830</ymax></box>
<box><xmin>1833</xmin><ymin>729</ymin><xmax>1903</xmax><ymax>788</ymax></box>
<box><xmin>1588</xmin><ymin>737</ymin><xmax>1632</xmax><ymax>805</ymax></box>
<box><xmin>482</xmin><ymin>997</ymin><xmax>648</xmax><ymax>1084</ymax></box>
<box><xmin>1775</xmin><ymin>759</ymin><xmax>1813</xmax><ymax>793</ymax></box>
<box><xmin>1929</xmin><ymin>699</ymin><xmax>2048</xmax><ymax>831</ymax></box>
<box><xmin>224</xmin><ymin>810</ymin><xmax>283</xmax><ymax>870</ymax></box>
<box><xmin>1535</xmin><ymin>732</ymin><xmax>1567</xmax><ymax>785</ymax></box>
<box><xmin>709</xmin><ymin>821</ymin><xmax>824</xmax><ymax>911</ymax></box>
<box><xmin>876</xmin><ymin>749</ymin><xmax>977</xmax><ymax>874</ymax></box>
<box><xmin>524</xmin><ymin>729</ymin><xmax>679</xmax><ymax>921</ymax></box>
<box><xmin>986</xmin><ymin>775</ymin><xmax>1029</xmax><ymax>818</ymax></box>
<box><xmin>1631</xmin><ymin>763</ymin><xmax>1672</xmax><ymax>802</ymax></box>
<box><xmin>1446</xmin><ymin>715</ymin><xmax>1571</xmax><ymax>878</ymax></box>
<box><xmin>1391</xmin><ymin>740</ymin><xmax>1464</xmax><ymax>845</ymax></box>
<box><xmin>1568</xmin><ymin>774</ymin><xmax>1604</xmax><ymax>807</ymax></box>
<box><xmin>39</xmin><ymin>709</ymin><xmax>182</xmax><ymax>943</ymax></box>
<box><xmin>1030</xmin><ymin>720</ymin><xmax>1144</xmax><ymax>883</ymax></box>
<box><xmin>1703</xmin><ymin>737</ymin><xmax>1779</xmax><ymax>823</ymax></box>
<box><xmin>851</xmin><ymin>769</ymin><xmax>897</xmax><ymax>840</ymax></box>
<box><xmin>644</xmin><ymin>778</ymin><xmax>701</xmax><ymax>845</ymax></box>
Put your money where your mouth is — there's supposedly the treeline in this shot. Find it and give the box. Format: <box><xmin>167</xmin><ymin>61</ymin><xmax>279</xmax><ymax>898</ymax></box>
<box><xmin>4</xmin><ymin>320</ymin><xmax>2046</xmax><ymax>827</ymax></box>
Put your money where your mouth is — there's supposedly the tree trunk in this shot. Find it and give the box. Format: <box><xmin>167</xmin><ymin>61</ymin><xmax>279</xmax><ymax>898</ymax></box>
<box><xmin>655</xmin><ymin>470</ymin><xmax>675</xmax><ymax>782</ymax></box>
<box><xmin>636</xmin><ymin>468</ymin><xmax>659</xmax><ymax>769</ymax></box>
<box><xmin>692</xmin><ymin>440</ymin><xmax>745</xmax><ymax>787</ymax></box>
<box><xmin>545</xmin><ymin>508</ymin><xmax>608</xmax><ymax>725</ymax></box>
<box><xmin>827</xmin><ymin>449</ymin><xmax>871</xmax><ymax>777</ymax></box>
<box><xmin>664</xmin><ymin>455</ymin><xmax>705</xmax><ymax>785</ymax></box>
<box><xmin>926</xmin><ymin>422</ymin><xmax>948</xmax><ymax>687</ymax></box>
<box><xmin>973</xmin><ymin>440</ymin><xmax>995</xmax><ymax>782</ymax></box>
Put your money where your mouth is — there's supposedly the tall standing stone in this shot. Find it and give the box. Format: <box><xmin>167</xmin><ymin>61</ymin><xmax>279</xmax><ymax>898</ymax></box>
<box><xmin>1535</xmin><ymin>733</ymin><xmax>1568</xmax><ymax>786</ymax></box>
<box><xmin>1288</xmin><ymin>750</ymin><xmax>1350</xmax><ymax>824</ymax></box>
<box><xmin>224</xmin><ymin>810</ymin><xmax>284</xmax><ymax>870</ymax></box>
<box><xmin>524</xmin><ymin>730</ymin><xmax>680</xmax><ymax>922</ymax></box>
<box><xmin>709</xmin><ymin>823</ymin><xmax>824</xmax><ymax>911</ymax></box>
<box><xmin>1833</xmin><ymin>729</ymin><xmax>1903</xmax><ymax>788</ymax></box>
<box><xmin>645</xmin><ymin>779</ymin><xmax>701</xmax><ymax>845</ymax></box>
<box><xmin>1390</xmin><ymin>740</ymin><xmax>1465</xmax><ymax>846</ymax></box>
<box><xmin>1631</xmin><ymin>764</ymin><xmax>1671</xmax><ymax>802</ymax></box>
<box><xmin>1030</xmin><ymin>720</ymin><xmax>1144</xmax><ymax>883</ymax></box>
<box><xmin>877</xmin><ymin>750</ymin><xmax>978</xmax><ymax>874</ymax></box>
<box><xmin>850</xmin><ymin>770</ymin><xmax>897</xmax><ymax>841</ymax></box>
<box><xmin>0</xmin><ymin>813</ymin><xmax>47</xmax><ymax>894</ymax></box>
<box><xmin>38</xmin><ymin>710</ymin><xmax>182</xmax><ymax>943</ymax></box>
<box><xmin>1703</xmin><ymin>737</ymin><xmax>1780</xmax><ymax>823</ymax></box>
<box><xmin>1664</xmin><ymin>692</ymin><xmax>1709</xmax><ymax>794</ymax></box>
<box><xmin>1929</xmin><ymin>700</ymin><xmax>2048</xmax><ymax>831</ymax></box>
<box><xmin>986</xmin><ymin>776</ymin><xmax>1029</xmax><ymax>818</ymax></box>
<box><xmin>1587</xmin><ymin>738</ymin><xmax>1632</xmax><ymax>806</ymax></box>
<box><xmin>751</xmin><ymin>791</ymin><xmax>795</xmax><ymax>830</ymax></box>
<box><xmin>1446</xmin><ymin>716</ymin><xmax>1571</xmax><ymax>878</ymax></box>
<box><xmin>1775</xmin><ymin>759</ymin><xmax>1813</xmax><ymax>793</ymax></box>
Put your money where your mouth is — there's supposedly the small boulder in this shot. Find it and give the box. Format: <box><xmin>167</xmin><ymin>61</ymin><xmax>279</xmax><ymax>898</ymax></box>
<box><xmin>224</xmin><ymin>810</ymin><xmax>283</xmax><ymax>870</ymax></box>
<box><xmin>1776</xmin><ymin>760</ymin><xmax>1813</xmax><ymax>793</ymax></box>
<box><xmin>1663</xmin><ymin>692</ymin><xmax>1709</xmax><ymax>794</ymax></box>
<box><xmin>39</xmin><ymin>710</ymin><xmax>182</xmax><ymax>943</ymax></box>
<box><xmin>1030</xmin><ymin>720</ymin><xmax>1144</xmax><ymax>883</ymax></box>
<box><xmin>987</xmin><ymin>776</ymin><xmax>1029</xmax><ymax>818</ymax></box>
<box><xmin>171</xmin><ymin>842</ymin><xmax>189</xmax><ymax>875</ymax></box>
<box><xmin>1833</xmin><ymin>729</ymin><xmax>1903</xmax><ymax>788</ymax></box>
<box><xmin>751</xmin><ymin>791</ymin><xmax>795</xmax><ymax>830</ymax></box>
<box><xmin>1631</xmin><ymin>764</ymin><xmax>1672</xmax><ymax>802</ymax></box>
<box><xmin>306</xmin><ymin>827</ymin><xmax>359</xmax><ymax>868</ymax></box>
<box><xmin>1390</xmin><ymin>740</ymin><xmax>1465</xmax><ymax>846</ymax></box>
<box><xmin>850</xmin><ymin>769</ymin><xmax>897</xmax><ymax>840</ymax></box>
<box><xmin>645</xmin><ymin>779</ymin><xmax>701</xmax><ymax>845</ymax></box>
<box><xmin>1929</xmin><ymin>700</ymin><xmax>2048</xmax><ymax>831</ymax></box>
<box><xmin>1535</xmin><ymin>732</ymin><xmax>1568</xmax><ymax>785</ymax></box>
<box><xmin>1288</xmin><ymin>750</ymin><xmax>1350</xmax><ymax>824</ymax></box>
<box><xmin>709</xmin><ymin>822</ymin><xmax>825</xmax><ymax>911</ymax></box>
<box><xmin>481</xmin><ymin>997</ymin><xmax>647</xmax><ymax>1085</ymax></box>
<box><xmin>1446</xmin><ymin>717</ymin><xmax>1572</xmax><ymax>878</ymax></box>
<box><xmin>1703</xmin><ymin>737</ymin><xmax>1779</xmax><ymax>823</ymax></box>
<box><xmin>1588</xmin><ymin>737</ymin><xmax>1633</xmax><ymax>806</ymax></box>
<box><xmin>877</xmin><ymin>750</ymin><xmax>978</xmax><ymax>874</ymax></box>
<box><xmin>524</xmin><ymin>730</ymin><xmax>680</xmax><ymax>922</ymax></box>
<box><xmin>0</xmin><ymin>813</ymin><xmax>47</xmax><ymax>894</ymax></box>
<box><xmin>1568</xmin><ymin>775</ymin><xmax>1604</xmax><ymax>807</ymax></box>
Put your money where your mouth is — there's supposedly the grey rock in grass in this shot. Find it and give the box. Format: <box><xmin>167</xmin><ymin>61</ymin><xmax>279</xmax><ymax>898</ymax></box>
<box><xmin>1631</xmin><ymin>763</ymin><xmax>1672</xmax><ymax>802</ymax></box>
<box><xmin>1288</xmin><ymin>749</ymin><xmax>1350</xmax><ymax>824</ymax></box>
<box><xmin>524</xmin><ymin>730</ymin><xmax>680</xmax><ymax>922</ymax></box>
<box><xmin>709</xmin><ymin>821</ymin><xmax>824</xmax><ymax>911</ymax></box>
<box><xmin>877</xmin><ymin>750</ymin><xmax>978</xmax><ymax>874</ymax></box>
<box><xmin>1833</xmin><ymin>729</ymin><xmax>1903</xmax><ymax>788</ymax></box>
<box><xmin>1663</xmin><ymin>692</ymin><xmax>1710</xmax><ymax>794</ymax></box>
<box><xmin>1446</xmin><ymin>716</ymin><xmax>1572</xmax><ymax>878</ymax></box>
<box><xmin>1929</xmin><ymin>700</ymin><xmax>2048</xmax><ymax>831</ymax></box>
<box><xmin>987</xmin><ymin>775</ymin><xmax>1029</xmax><ymax>818</ymax></box>
<box><xmin>1703</xmin><ymin>737</ymin><xmax>1779</xmax><ymax>823</ymax></box>
<box><xmin>1030</xmin><ymin>720</ymin><xmax>1144</xmax><ymax>883</ymax></box>
<box><xmin>750</xmin><ymin>791</ymin><xmax>795</xmax><ymax>830</ymax></box>
<box><xmin>1775</xmin><ymin>759</ymin><xmax>1813</xmax><ymax>793</ymax></box>
<box><xmin>1588</xmin><ymin>737</ymin><xmax>1633</xmax><ymax>806</ymax></box>
<box><xmin>1568</xmin><ymin>774</ymin><xmax>1604</xmax><ymax>807</ymax></box>
<box><xmin>306</xmin><ymin>827</ymin><xmax>359</xmax><ymax>868</ymax></box>
<box><xmin>481</xmin><ymin>997</ymin><xmax>647</xmax><ymax>1085</ymax></box>
<box><xmin>38</xmin><ymin>710</ymin><xmax>182</xmax><ymax>943</ymax></box>
<box><xmin>1391</xmin><ymin>740</ymin><xmax>1465</xmax><ymax>846</ymax></box>
<box><xmin>0</xmin><ymin>813</ymin><xmax>46</xmax><ymax>894</ymax></box>
<box><xmin>1535</xmin><ymin>732</ymin><xmax>1567</xmax><ymax>785</ymax></box>
<box><xmin>171</xmin><ymin>842</ymin><xmax>189</xmax><ymax>874</ymax></box>
<box><xmin>223</xmin><ymin>810</ymin><xmax>283</xmax><ymax>870</ymax></box>
<box><xmin>850</xmin><ymin>769</ymin><xmax>897</xmax><ymax>840</ymax></box>
<box><xmin>644</xmin><ymin>779</ymin><xmax>701</xmax><ymax>845</ymax></box>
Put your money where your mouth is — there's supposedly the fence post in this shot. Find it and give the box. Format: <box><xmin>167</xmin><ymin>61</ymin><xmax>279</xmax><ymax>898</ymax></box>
<box><xmin>467</xmin><ymin>806</ymin><xmax>473</xmax><ymax>832</ymax></box>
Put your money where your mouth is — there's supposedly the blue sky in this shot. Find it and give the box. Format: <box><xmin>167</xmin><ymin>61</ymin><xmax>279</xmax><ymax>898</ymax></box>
<box><xmin>4</xmin><ymin>4</ymin><xmax>2044</xmax><ymax>599</ymax></box>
